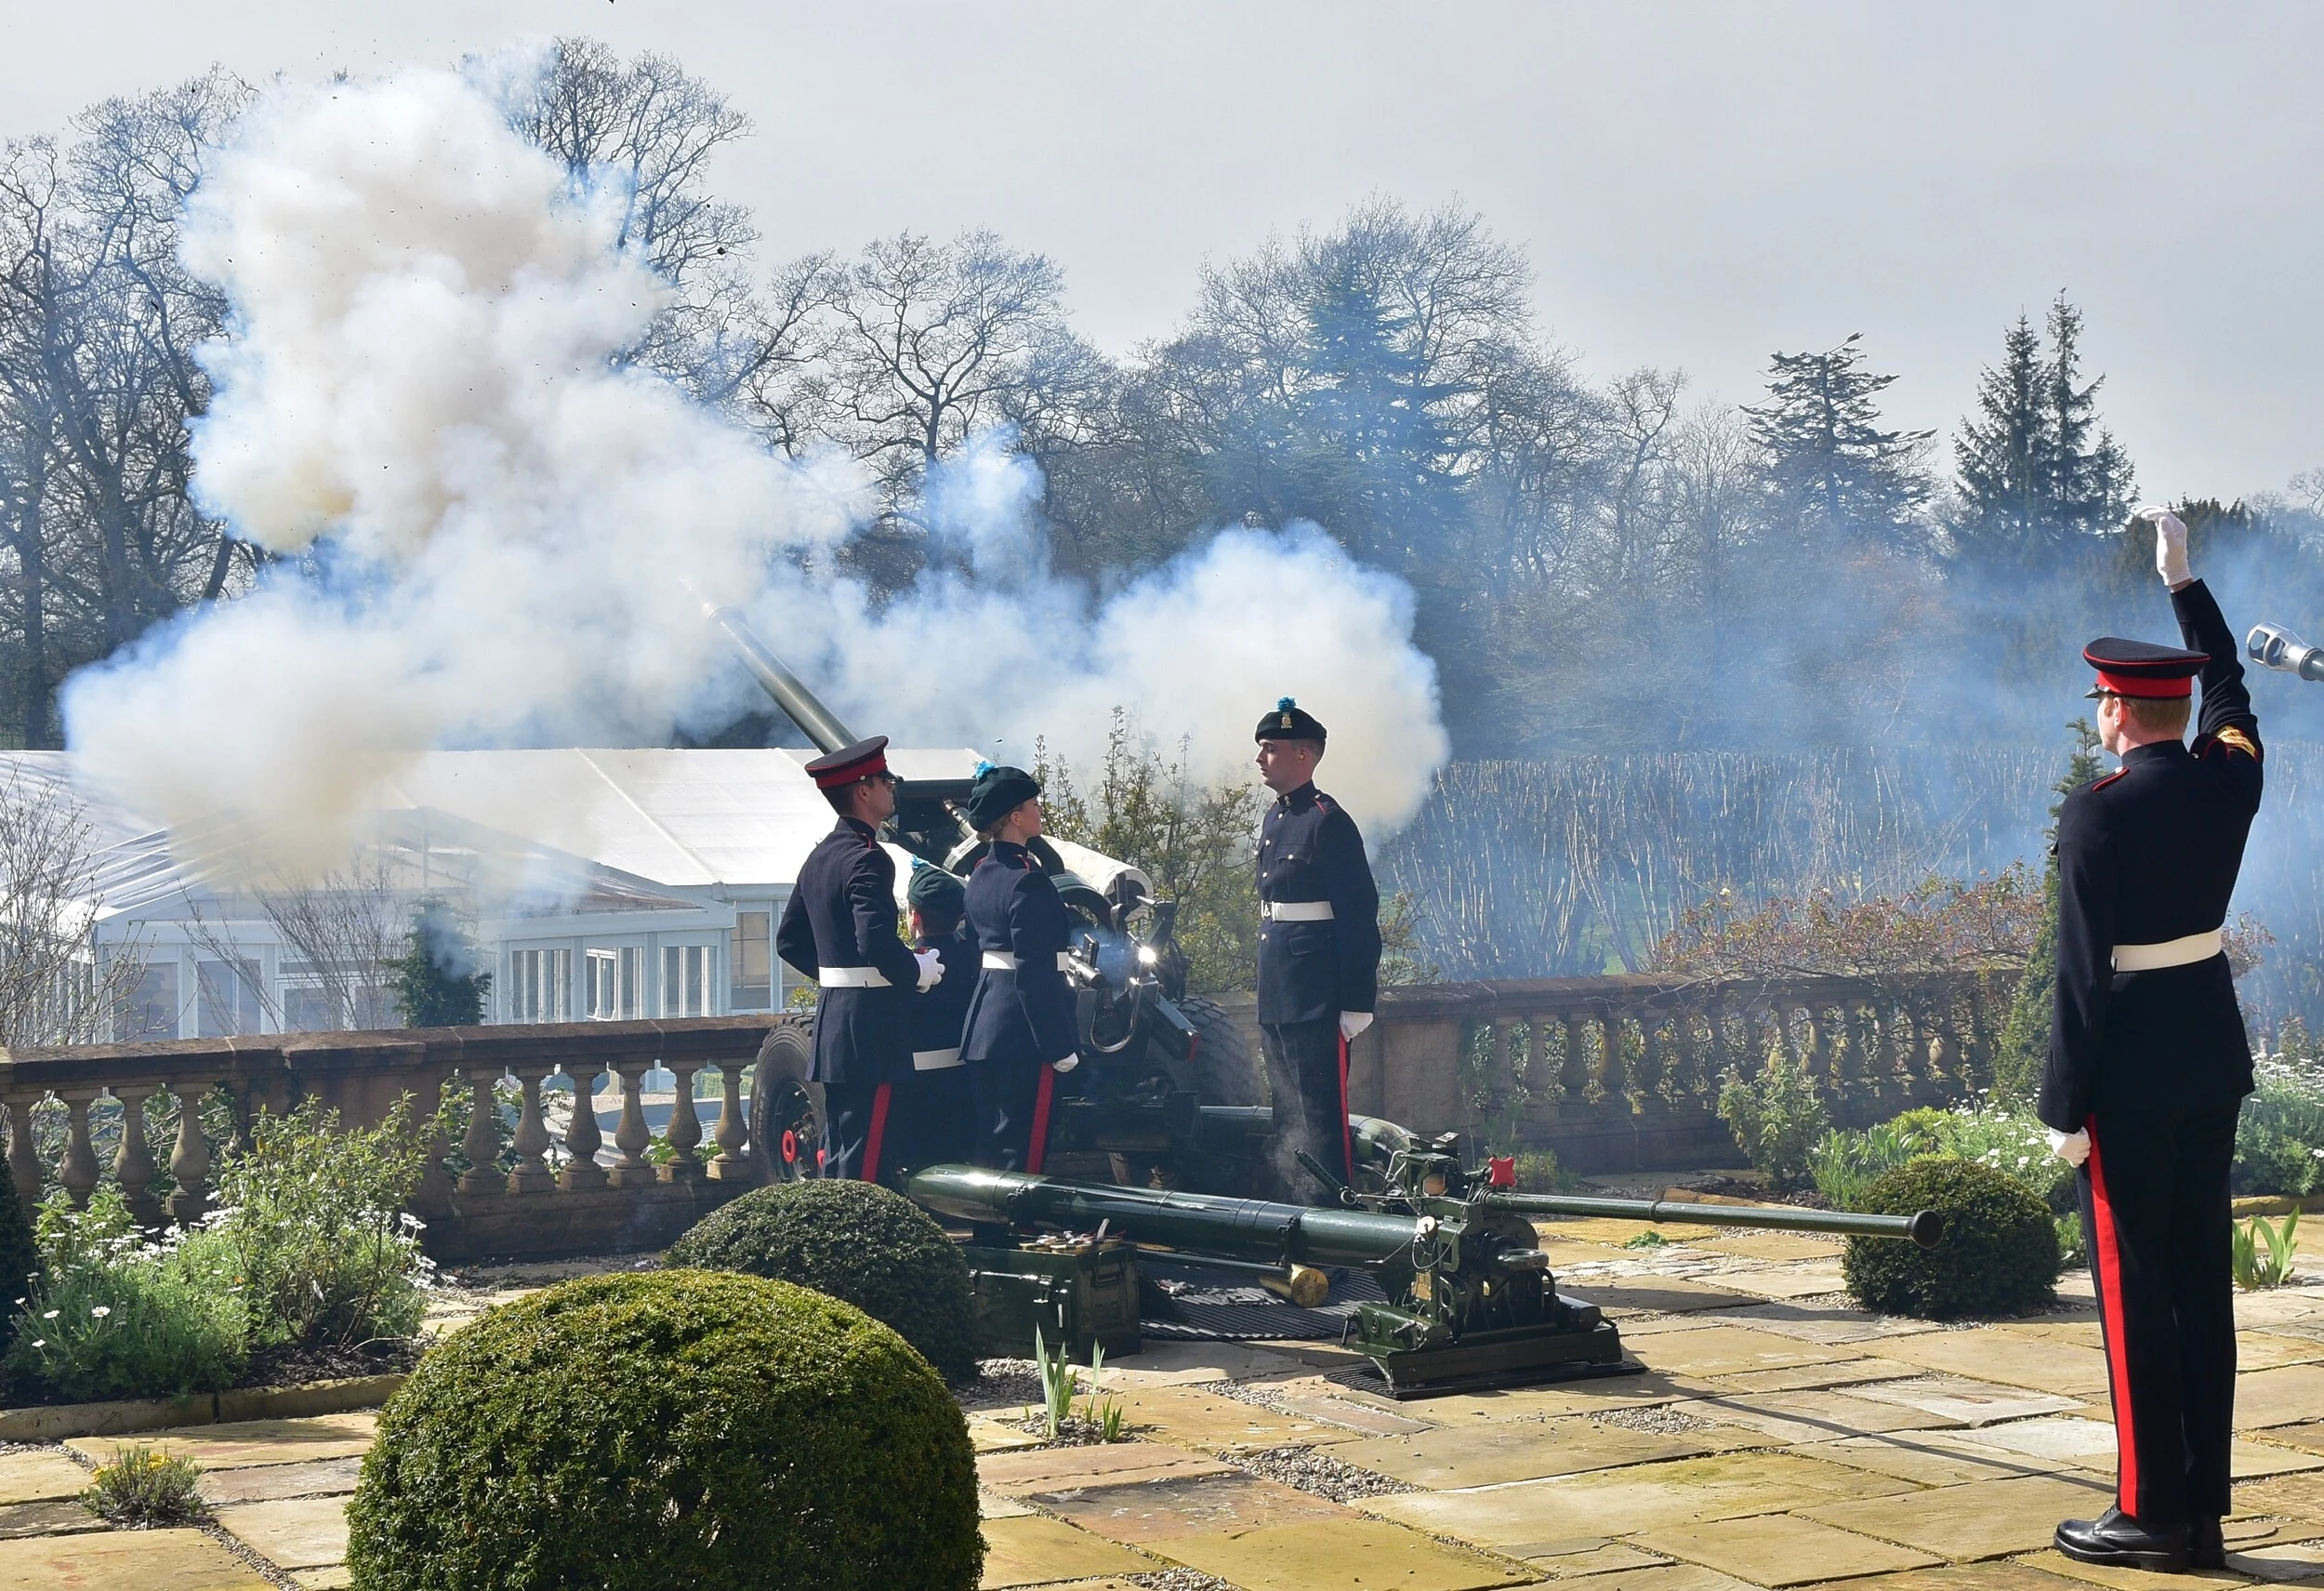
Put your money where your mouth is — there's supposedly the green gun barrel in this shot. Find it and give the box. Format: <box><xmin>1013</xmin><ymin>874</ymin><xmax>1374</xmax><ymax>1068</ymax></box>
<box><xmin>1487</xmin><ymin>1192</ymin><xmax>1941</xmax><ymax>1248</ymax></box>
<box><xmin>907</xmin><ymin>1165</ymin><xmax>1434</xmax><ymax>1268</ymax></box>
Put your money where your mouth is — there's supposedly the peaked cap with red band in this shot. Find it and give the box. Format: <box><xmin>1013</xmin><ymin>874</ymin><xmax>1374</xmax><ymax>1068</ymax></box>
<box><xmin>804</xmin><ymin>736</ymin><xmax>891</xmax><ymax>789</ymax></box>
<box><xmin>2082</xmin><ymin>637</ymin><xmax>2207</xmax><ymax>700</ymax></box>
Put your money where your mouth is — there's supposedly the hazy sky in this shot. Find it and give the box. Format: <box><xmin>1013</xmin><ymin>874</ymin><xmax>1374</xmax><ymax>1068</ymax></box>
<box><xmin>6</xmin><ymin>2</ymin><xmax>2319</xmax><ymax>500</ymax></box>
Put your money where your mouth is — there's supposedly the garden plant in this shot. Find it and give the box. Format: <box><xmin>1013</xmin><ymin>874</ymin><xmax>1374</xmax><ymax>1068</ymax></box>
<box><xmin>346</xmin><ymin>1270</ymin><xmax>981</xmax><ymax>1591</ymax></box>
<box><xmin>1842</xmin><ymin>1156</ymin><xmax>2060</xmax><ymax>1318</ymax></box>
<box><xmin>79</xmin><ymin>1444</ymin><xmax>206</xmax><ymax>1526</ymax></box>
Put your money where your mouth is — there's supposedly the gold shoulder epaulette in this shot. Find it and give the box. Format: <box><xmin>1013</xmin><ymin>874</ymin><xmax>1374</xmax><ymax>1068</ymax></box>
<box><xmin>2212</xmin><ymin>726</ymin><xmax>2260</xmax><ymax>760</ymax></box>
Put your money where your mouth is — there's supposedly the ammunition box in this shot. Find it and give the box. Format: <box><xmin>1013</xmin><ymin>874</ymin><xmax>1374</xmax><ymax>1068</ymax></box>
<box><xmin>961</xmin><ymin>1238</ymin><xmax>1142</xmax><ymax>1364</ymax></box>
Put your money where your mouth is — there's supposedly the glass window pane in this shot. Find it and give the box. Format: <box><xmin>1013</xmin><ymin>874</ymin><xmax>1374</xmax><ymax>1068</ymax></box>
<box><xmin>731</xmin><ymin>910</ymin><xmax>772</xmax><ymax>1010</ymax></box>
<box><xmin>116</xmin><ymin>962</ymin><xmax>179</xmax><ymax>1041</ymax></box>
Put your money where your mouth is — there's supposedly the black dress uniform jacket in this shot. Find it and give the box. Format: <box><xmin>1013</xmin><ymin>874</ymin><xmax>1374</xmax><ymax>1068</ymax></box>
<box><xmin>2038</xmin><ymin>580</ymin><xmax>2264</xmax><ymax>1133</ymax></box>
<box><xmin>911</xmin><ymin>924</ymin><xmax>977</xmax><ymax>1067</ymax></box>
<box><xmin>775</xmin><ymin>816</ymin><xmax>920</xmax><ymax>1088</ymax></box>
<box><xmin>1255</xmin><ymin>783</ymin><xmax>1382</xmax><ymax>1026</ymax></box>
<box><xmin>960</xmin><ymin>842</ymin><xmax>1081</xmax><ymax>1067</ymax></box>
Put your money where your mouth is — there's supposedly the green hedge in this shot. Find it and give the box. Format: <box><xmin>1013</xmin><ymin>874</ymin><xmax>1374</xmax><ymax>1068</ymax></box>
<box><xmin>666</xmin><ymin>1179</ymin><xmax>979</xmax><ymax>1382</ymax></box>
<box><xmin>346</xmin><ymin>1270</ymin><xmax>980</xmax><ymax>1591</ymax></box>
<box><xmin>1842</xmin><ymin>1156</ymin><xmax>2059</xmax><ymax>1319</ymax></box>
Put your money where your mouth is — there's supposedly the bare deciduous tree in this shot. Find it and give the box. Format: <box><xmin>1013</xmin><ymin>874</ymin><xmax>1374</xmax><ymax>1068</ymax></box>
<box><xmin>0</xmin><ymin>764</ymin><xmax>142</xmax><ymax>1044</ymax></box>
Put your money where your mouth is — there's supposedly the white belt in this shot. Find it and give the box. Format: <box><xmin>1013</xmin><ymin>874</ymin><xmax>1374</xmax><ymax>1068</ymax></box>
<box><xmin>1263</xmin><ymin>900</ymin><xmax>1334</xmax><ymax>921</ymax></box>
<box><xmin>981</xmin><ymin>950</ymin><xmax>1075</xmax><ymax>972</ymax></box>
<box><xmin>912</xmin><ymin>1047</ymin><xmax>963</xmax><ymax>1071</ymax></box>
<box><xmin>2113</xmin><ymin>930</ymin><xmax>2223</xmax><ymax>973</ymax></box>
<box><xmin>816</xmin><ymin>965</ymin><xmax>891</xmax><ymax>988</ymax></box>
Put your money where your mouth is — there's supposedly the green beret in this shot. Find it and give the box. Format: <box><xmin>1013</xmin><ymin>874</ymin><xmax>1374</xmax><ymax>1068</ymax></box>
<box><xmin>964</xmin><ymin>762</ymin><xmax>1041</xmax><ymax>830</ymax></box>
<box><xmin>906</xmin><ymin>860</ymin><xmax>966</xmax><ymax>912</ymax></box>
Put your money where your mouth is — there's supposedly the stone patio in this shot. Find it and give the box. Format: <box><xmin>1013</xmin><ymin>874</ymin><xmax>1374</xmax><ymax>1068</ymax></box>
<box><xmin>9</xmin><ymin>1214</ymin><xmax>2324</xmax><ymax>1589</ymax></box>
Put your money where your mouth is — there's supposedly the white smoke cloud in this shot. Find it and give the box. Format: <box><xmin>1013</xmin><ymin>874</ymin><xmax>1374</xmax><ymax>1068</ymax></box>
<box><xmin>61</xmin><ymin>60</ymin><xmax>1446</xmax><ymax>867</ymax></box>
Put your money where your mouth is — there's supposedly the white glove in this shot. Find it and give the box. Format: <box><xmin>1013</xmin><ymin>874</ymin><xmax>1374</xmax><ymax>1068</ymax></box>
<box><xmin>1050</xmin><ymin>1053</ymin><xmax>1080</xmax><ymax>1074</ymax></box>
<box><xmin>1339</xmin><ymin>1011</ymin><xmax>1375</xmax><ymax>1042</ymax></box>
<box><xmin>2139</xmin><ymin>505</ymin><xmax>2191</xmax><ymax>587</ymax></box>
<box><xmin>912</xmin><ymin>948</ymin><xmax>943</xmax><ymax>992</ymax></box>
<box><xmin>2047</xmin><ymin>1127</ymin><xmax>2091</xmax><ymax>1168</ymax></box>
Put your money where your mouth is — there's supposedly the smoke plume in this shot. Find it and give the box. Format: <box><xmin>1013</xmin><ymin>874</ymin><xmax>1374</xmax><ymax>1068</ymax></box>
<box><xmin>60</xmin><ymin>61</ymin><xmax>1446</xmax><ymax>867</ymax></box>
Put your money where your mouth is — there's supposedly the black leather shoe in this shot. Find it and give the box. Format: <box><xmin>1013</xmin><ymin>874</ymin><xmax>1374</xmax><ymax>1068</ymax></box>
<box><xmin>2189</xmin><ymin>1517</ymin><xmax>2225</xmax><ymax>1571</ymax></box>
<box><xmin>2054</xmin><ymin>1509</ymin><xmax>2191</xmax><ymax>1571</ymax></box>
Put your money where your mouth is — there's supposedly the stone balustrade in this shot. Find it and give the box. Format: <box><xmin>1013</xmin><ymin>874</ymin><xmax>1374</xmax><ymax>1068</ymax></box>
<box><xmin>0</xmin><ymin>1016</ymin><xmax>783</xmax><ymax>1262</ymax></box>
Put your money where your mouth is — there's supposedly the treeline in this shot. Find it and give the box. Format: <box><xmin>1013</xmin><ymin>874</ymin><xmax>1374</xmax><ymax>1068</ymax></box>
<box><xmin>8</xmin><ymin>40</ymin><xmax>2324</xmax><ymax>761</ymax></box>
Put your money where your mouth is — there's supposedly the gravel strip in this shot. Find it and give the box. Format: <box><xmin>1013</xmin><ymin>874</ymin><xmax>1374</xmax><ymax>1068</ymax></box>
<box><xmin>1592</xmin><ymin>1403</ymin><xmax>1716</xmax><ymax>1434</ymax></box>
<box><xmin>1129</xmin><ymin>1571</ymin><xmax>1237</xmax><ymax>1591</ymax></box>
<box><xmin>955</xmin><ymin>1359</ymin><xmax>1045</xmax><ymax>1412</ymax></box>
<box><xmin>1233</xmin><ymin>1444</ymin><xmax>1415</xmax><ymax>1502</ymax></box>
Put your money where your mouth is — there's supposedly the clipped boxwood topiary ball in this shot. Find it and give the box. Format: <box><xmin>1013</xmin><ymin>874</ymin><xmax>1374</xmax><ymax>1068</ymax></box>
<box><xmin>345</xmin><ymin>1271</ymin><xmax>979</xmax><ymax>1591</ymax></box>
<box><xmin>1842</xmin><ymin>1156</ymin><xmax>2059</xmax><ymax>1319</ymax></box>
<box><xmin>666</xmin><ymin>1178</ymin><xmax>979</xmax><ymax>1382</ymax></box>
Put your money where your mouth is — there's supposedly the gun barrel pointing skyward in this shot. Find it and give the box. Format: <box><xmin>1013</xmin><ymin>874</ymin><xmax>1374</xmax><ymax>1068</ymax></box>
<box><xmin>706</xmin><ymin>604</ymin><xmax>860</xmax><ymax>753</ymax></box>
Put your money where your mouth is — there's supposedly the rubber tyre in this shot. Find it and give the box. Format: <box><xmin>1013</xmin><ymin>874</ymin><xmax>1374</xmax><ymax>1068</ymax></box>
<box><xmin>750</xmin><ymin>1017</ymin><xmax>824</xmax><ymax>1182</ymax></box>
<box><xmin>1179</xmin><ymin>995</ymin><xmax>1264</xmax><ymax>1107</ymax></box>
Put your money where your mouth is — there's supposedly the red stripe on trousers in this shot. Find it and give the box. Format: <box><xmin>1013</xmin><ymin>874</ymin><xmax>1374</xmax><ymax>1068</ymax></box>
<box><xmin>1338</xmin><ymin>1032</ymin><xmax>1354</xmax><ymax>1186</ymax></box>
<box><xmin>2087</xmin><ymin>1120</ymin><xmax>2140</xmax><ymax>1516</ymax></box>
<box><xmin>1026</xmin><ymin>1065</ymin><xmax>1056</xmax><ymax>1174</ymax></box>
<box><xmin>861</xmin><ymin>1083</ymin><xmax>891</xmax><ymax>1184</ymax></box>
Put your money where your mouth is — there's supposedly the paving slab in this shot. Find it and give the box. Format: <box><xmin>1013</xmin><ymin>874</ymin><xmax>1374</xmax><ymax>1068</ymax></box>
<box><xmin>1336</xmin><ymin>1415</ymin><xmax>1760</xmax><ymax>1490</ymax></box>
<box><xmin>1802</xmin><ymin>1473</ymin><xmax>2116</xmax><ymax>1561</ymax></box>
<box><xmin>2237</xmin><ymin>1365</ymin><xmax>2324</xmax><ymax>1429</ymax></box>
<box><xmin>1846</xmin><ymin>1375</ymin><xmax>2082</xmax><ymax>1427</ymax></box>
<box><xmin>1692</xmin><ymin>1359</ymin><xmax>1929</xmax><ymax>1396</ymax></box>
<box><xmin>1396</xmin><ymin>1375</ymin><xmax>1694</xmax><ymax>1428</ymax></box>
<box><xmin>1095</xmin><ymin>1385</ymin><xmax>1357</xmax><ymax>1451</ymax></box>
<box><xmin>197</xmin><ymin>1456</ymin><xmax>365</xmax><ymax>1506</ymax></box>
<box><xmin>67</xmin><ymin>1413</ymin><xmax>377</xmax><ymax>1470</ymax></box>
<box><xmin>1514</xmin><ymin>1538</ymin><xmax>1674</xmax><ymax>1574</ymax></box>
<box><xmin>1538</xmin><ymin>1218</ymin><xmax>1684</xmax><ymax>1248</ymax></box>
<box><xmin>1042</xmin><ymin>1470</ymin><xmax>1352</xmax><ymax>1543</ymax></box>
<box><xmin>2229</xmin><ymin>1333</ymin><xmax>2324</xmax><ymax>1372</ymax></box>
<box><xmin>2011</xmin><ymin>1548</ymin><xmax>2245</xmax><ymax>1591</ymax></box>
<box><xmin>980</xmin><ymin>1487</ymin><xmax>1035</xmax><ymax>1520</ymax></box>
<box><xmin>1669</xmin><ymin>1389</ymin><xmax>1958</xmax><ymax>1444</ymax></box>
<box><xmin>977</xmin><ymin>1515</ymin><xmax>1152</xmax><ymax>1588</ymax></box>
<box><xmin>970</xmin><ymin>1417</ymin><xmax>1048</xmax><ymax>1453</ymax></box>
<box><xmin>1804</xmin><ymin>1562</ymin><xmax>2103</xmax><ymax>1591</ymax></box>
<box><xmin>1942</xmin><ymin>1418</ymin><xmax>2117</xmax><ymax>1463</ymax></box>
<box><xmin>290</xmin><ymin>1570</ymin><xmax>352</xmax><ymax>1590</ymax></box>
<box><xmin>1275</xmin><ymin>1392</ymin><xmax>1438</xmax><ymax>1436</ymax></box>
<box><xmin>1684</xmin><ymin>1232</ymin><xmax>1843</xmax><ymax>1264</ymax></box>
<box><xmin>1080</xmin><ymin>1339</ymin><xmax>1306</xmax><ymax>1388</ymax></box>
<box><xmin>2208</xmin><ymin>1540</ymin><xmax>2324</xmax><ymax>1582</ymax></box>
<box><xmin>213</xmin><ymin>1495</ymin><xmax>350</xmax><ymax>1572</ymax></box>
<box><xmin>1560</xmin><ymin>1569</ymin><xmax>1759</xmax><ymax>1591</ymax></box>
<box><xmin>0</xmin><ymin>1502</ymin><xmax>104</xmax><ymax>1541</ymax></box>
<box><xmin>1359</xmin><ymin>1451</ymin><xmax>1916</xmax><ymax>1548</ymax></box>
<box><xmin>1710</xmin><ymin>1267</ymin><xmax>1855</xmax><ymax>1302</ymax></box>
<box><xmin>1639</xmin><ymin>1512</ymin><xmax>1940</xmax><ymax>1585</ymax></box>
<box><xmin>2248</xmin><ymin>1421</ymin><xmax>2324</xmax><ymax>1456</ymax></box>
<box><xmin>1868</xmin><ymin>1334</ymin><xmax>2113</xmax><ymax>1399</ymax></box>
<box><xmin>1620</xmin><ymin>1327</ymin><xmax>1860</xmax><ymax>1380</ymax></box>
<box><xmin>0</xmin><ymin>1453</ymin><xmax>96</xmax><ymax>1507</ymax></box>
<box><xmin>2234</xmin><ymin>1469</ymin><xmax>2324</xmax><ymax>1527</ymax></box>
<box><xmin>1697</xmin><ymin>1305</ymin><xmax>1945</xmax><ymax>1347</ymax></box>
<box><xmin>978</xmin><ymin>1439</ymin><xmax>1235</xmax><ymax>1494</ymax></box>
<box><xmin>0</xmin><ymin>1527</ymin><xmax>275</xmax><ymax>1589</ymax></box>
<box><xmin>1791</xmin><ymin>1435</ymin><xmax>2056</xmax><ymax>1489</ymax></box>
<box><xmin>1154</xmin><ymin>1515</ymin><xmax>1536</xmax><ymax>1591</ymax></box>
<box><xmin>1570</xmin><ymin>1279</ymin><xmax>1774</xmax><ymax>1318</ymax></box>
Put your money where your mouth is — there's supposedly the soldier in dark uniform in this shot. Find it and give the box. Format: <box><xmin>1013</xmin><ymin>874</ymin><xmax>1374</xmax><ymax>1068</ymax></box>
<box><xmin>2043</xmin><ymin>507</ymin><xmax>2264</xmax><ymax>1573</ymax></box>
<box><xmin>774</xmin><ymin>736</ymin><xmax>943</xmax><ymax>1182</ymax></box>
<box><xmin>891</xmin><ymin>859</ymin><xmax>977</xmax><ymax>1171</ymax></box>
<box><xmin>958</xmin><ymin>764</ymin><xmax>1082</xmax><ymax>1172</ymax></box>
<box><xmin>1253</xmin><ymin>698</ymin><xmax>1381</xmax><ymax>1199</ymax></box>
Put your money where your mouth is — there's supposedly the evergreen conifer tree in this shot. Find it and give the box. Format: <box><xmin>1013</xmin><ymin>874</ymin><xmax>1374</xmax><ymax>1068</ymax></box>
<box><xmin>389</xmin><ymin>898</ymin><xmax>492</xmax><ymax>1028</ymax></box>
<box><xmin>1994</xmin><ymin>718</ymin><xmax>2106</xmax><ymax>1098</ymax></box>
<box><xmin>1741</xmin><ymin>333</ymin><xmax>1932</xmax><ymax>546</ymax></box>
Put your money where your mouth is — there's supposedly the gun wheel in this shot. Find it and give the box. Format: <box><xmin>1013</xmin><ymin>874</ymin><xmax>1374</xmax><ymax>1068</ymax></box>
<box><xmin>749</xmin><ymin>1016</ymin><xmax>824</xmax><ymax>1182</ymax></box>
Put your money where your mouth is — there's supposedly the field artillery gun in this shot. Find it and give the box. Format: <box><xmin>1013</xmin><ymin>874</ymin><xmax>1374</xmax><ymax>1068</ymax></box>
<box><xmin>2248</xmin><ymin>622</ymin><xmax>2324</xmax><ymax>683</ymax></box>
<box><xmin>708</xmin><ymin>608</ymin><xmax>1270</xmax><ymax>1191</ymax></box>
<box><xmin>909</xmin><ymin>1131</ymin><xmax>1939</xmax><ymax>1397</ymax></box>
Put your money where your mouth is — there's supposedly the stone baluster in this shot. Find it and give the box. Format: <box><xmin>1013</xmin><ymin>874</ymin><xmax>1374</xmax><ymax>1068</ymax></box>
<box><xmin>456</xmin><ymin>1067</ymin><xmax>503</xmax><ymax>1197</ymax></box>
<box><xmin>708</xmin><ymin>1064</ymin><xmax>751</xmax><ymax>1181</ymax></box>
<box><xmin>56</xmin><ymin>1089</ymin><xmax>101</xmax><ymax>1210</ymax></box>
<box><xmin>608</xmin><ymin>1059</ymin><xmax>655</xmax><ymax>1187</ymax></box>
<box><xmin>561</xmin><ymin>1065</ymin><xmax>608</xmax><ymax>1190</ymax></box>
<box><xmin>1561</xmin><ymin>1014</ymin><xmax>1591</xmax><ymax>1103</ymax></box>
<box><xmin>1802</xmin><ymin>1004</ymin><xmax>1833</xmax><ymax>1086</ymax></box>
<box><xmin>1524</xmin><ymin>1019</ymin><xmax>1550</xmax><ymax>1111</ymax></box>
<box><xmin>1486</xmin><ymin>1021</ymin><xmax>1516</xmax><ymax>1125</ymax></box>
<box><xmin>1763</xmin><ymin>1002</ymin><xmax>1795</xmax><ymax>1069</ymax></box>
<box><xmin>166</xmin><ymin>1084</ymin><xmax>212</xmax><ymax>1225</ymax></box>
<box><xmin>1829</xmin><ymin>1003</ymin><xmax>1862</xmax><ymax>1097</ymax></box>
<box><xmin>6</xmin><ymin>1094</ymin><xmax>41</xmax><ymax>1214</ymax></box>
<box><xmin>505</xmin><ymin>1064</ymin><xmax>555</xmax><ymax>1194</ymax></box>
<box><xmin>111</xmin><ymin>1086</ymin><xmax>160</xmax><ymax>1226</ymax></box>
<box><xmin>1704</xmin><ymin>1001</ymin><xmax>1731</xmax><ymax>1094</ymax></box>
<box><xmin>1635</xmin><ymin>1014</ymin><xmax>1666</xmax><ymax>1103</ymax></box>
<box><xmin>660</xmin><ymin>1060</ymin><xmax>703</xmax><ymax>1183</ymax></box>
<box><xmin>1965</xmin><ymin>982</ymin><xmax>1996</xmax><ymax>1083</ymax></box>
<box><xmin>1595</xmin><ymin>1009</ymin><xmax>1628</xmax><ymax>1107</ymax></box>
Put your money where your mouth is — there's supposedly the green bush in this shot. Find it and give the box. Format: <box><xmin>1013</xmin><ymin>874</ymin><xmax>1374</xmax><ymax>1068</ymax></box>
<box><xmin>0</xmin><ymin>1159</ymin><xmax>37</xmax><ymax>1356</ymax></box>
<box><xmin>665</xmin><ymin>1179</ymin><xmax>978</xmax><ymax>1382</ymax></box>
<box><xmin>195</xmin><ymin>1096</ymin><xmax>435</xmax><ymax>1349</ymax></box>
<box><xmin>345</xmin><ymin>1271</ymin><xmax>980</xmax><ymax>1591</ymax></box>
<box><xmin>1842</xmin><ymin>1157</ymin><xmax>2060</xmax><ymax>1319</ymax></box>
<box><xmin>1939</xmin><ymin>1096</ymin><xmax>2076</xmax><ymax>1213</ymax></box>
<box><xmin>3</xmin><ymin>1189</ymin><xmax>247</xmax><ymax>1401</ymax></box>
<box><xmin>2233</xmin><ymin>1057</ymin><xmax>2324</xmax><ymax>1199</ymax></box>
<box><xmin>1717</xmin><ymin>1051</ymin><xmax>1829</xmax><ymax>1191</ymax></box>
